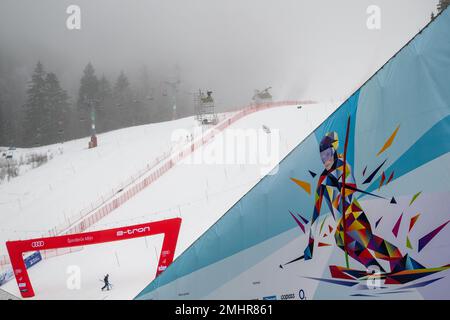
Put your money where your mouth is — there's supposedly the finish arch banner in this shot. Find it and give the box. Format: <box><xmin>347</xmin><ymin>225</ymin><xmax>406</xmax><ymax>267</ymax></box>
<box><xmin>6</xmin><ymin>218</ymin><xmax>181</xmax><ymax>298</ymax></box>
<box><xmin>136</xmin><ymin>8</ymin><xmax>450</xmax><ymax>300</ymax></box>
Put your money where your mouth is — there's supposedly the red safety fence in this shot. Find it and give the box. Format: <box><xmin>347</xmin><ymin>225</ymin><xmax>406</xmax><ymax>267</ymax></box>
<box><xmin>0</xmin><ymin>100</ymin><xmax>311</xmax><ymax>267</ymax></box>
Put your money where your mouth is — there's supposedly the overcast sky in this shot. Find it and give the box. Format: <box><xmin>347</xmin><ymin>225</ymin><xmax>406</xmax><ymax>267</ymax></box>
<box><xmin>0</xmin><ymin>0</ymin><xmax>439</xmax><ymax>107</ymax></box>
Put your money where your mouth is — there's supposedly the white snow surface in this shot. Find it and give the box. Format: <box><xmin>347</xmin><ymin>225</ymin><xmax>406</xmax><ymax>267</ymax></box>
<box><xmin>0</xmin><ymin>102</ymin><xmax>338</xmax><ymax>299</ymax></box>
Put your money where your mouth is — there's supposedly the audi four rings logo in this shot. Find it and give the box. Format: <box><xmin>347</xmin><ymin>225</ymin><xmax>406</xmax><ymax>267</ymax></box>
<box><xmin>31</xmin><ymin>241</ymin><xmax>45</xmax><ymax>248</ymax></box>
<box><xmin>116</xmin><ymin>226</ymin><xmax>150</xmax><ymax>237</ymax></box>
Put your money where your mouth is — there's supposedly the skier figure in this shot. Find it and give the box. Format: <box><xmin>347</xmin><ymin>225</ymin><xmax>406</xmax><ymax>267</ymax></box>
<box><xmin>101</xmin><ymin>274</ymin><xmax>111</xmax><ymax>291</ymax></box>
<box><xmin>304</xmin><ymin>132</ymin><xmax>424</xmax><ymax>273</ymax></box>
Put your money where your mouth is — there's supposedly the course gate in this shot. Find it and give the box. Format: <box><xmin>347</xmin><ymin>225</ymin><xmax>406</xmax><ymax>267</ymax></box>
<box><xmin>6</xmin><ymin>217</ymin><xmax>182</xmax><ymax>298</ymax></box>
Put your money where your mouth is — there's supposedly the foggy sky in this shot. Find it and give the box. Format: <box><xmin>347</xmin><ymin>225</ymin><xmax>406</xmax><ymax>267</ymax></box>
<box><xmin>0</xmin><ymin>0</ymin><xmax>439</xmax><ymax>109</ymax></box>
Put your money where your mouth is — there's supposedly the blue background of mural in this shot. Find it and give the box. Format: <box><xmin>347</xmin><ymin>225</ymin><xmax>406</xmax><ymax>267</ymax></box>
<box><xmin>136</xmin><ymin>8</ymin><xmax>450</xmax><ymax>299</ymax></box>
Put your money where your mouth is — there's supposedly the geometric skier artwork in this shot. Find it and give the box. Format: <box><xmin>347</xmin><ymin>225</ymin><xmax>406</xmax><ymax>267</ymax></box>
<box><xmin>135</xmin><ymin>9</ymin><xmax>450</xmax><ymax>300</ymax></box>
<box><xmin>282</xmin><ymin>124</ymin><xmax>450</xmax><ymax>289</ymax></box>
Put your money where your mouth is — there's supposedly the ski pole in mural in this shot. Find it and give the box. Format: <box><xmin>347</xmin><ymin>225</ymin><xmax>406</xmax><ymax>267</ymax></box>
<box><xmin>285</xmin><ymin>116</ymin><xmax>450</xmax><ymax>287</ymax></box>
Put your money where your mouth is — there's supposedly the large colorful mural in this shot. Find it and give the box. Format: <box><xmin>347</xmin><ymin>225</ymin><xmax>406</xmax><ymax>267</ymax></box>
<box><xmin>136</xmin><ymin>8</ymin><xmax>450</xmax><ymax>300</ymax></box>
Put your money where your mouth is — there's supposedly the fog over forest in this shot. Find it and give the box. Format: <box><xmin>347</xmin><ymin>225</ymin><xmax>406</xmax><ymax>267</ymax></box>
<box><xmin>0</xmin><ymin>0</ymin><xmax>438</xmax><ymax>147</ymax></box>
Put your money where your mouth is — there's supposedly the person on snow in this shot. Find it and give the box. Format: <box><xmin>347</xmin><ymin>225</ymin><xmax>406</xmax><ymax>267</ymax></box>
<box><xmin>101</xmin><ymin>274</ymin><xmax>111</xmax><ymax>291</ymax></box>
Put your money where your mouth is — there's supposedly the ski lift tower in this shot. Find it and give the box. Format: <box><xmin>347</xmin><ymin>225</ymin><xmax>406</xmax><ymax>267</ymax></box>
<box><xmin>195</xmin><ymin>89</ymin><xmax>218</xmax><ymax>126</ymax></box>
<box><xmin>252</xmin><ymin>86</ymin><xmax>273</xmax><ymax>104</ymax></box>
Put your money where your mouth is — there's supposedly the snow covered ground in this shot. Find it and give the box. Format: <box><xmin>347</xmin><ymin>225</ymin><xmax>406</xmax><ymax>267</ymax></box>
<box><xmin>0</xmin><ymin>115</ymin><xmax>214</xmax><ymax>251</ymax></box>
<box><xmin>0</xmin><ymin>102</ymin><xmax>338</xmax><ymax>299</ymax></box>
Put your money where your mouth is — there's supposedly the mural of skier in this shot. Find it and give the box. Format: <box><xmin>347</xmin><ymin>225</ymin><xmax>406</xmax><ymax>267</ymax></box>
<box><xmin>285</xmin><ymin>122</ymin><xmax>450</xmax><ymax>286</ymax></box>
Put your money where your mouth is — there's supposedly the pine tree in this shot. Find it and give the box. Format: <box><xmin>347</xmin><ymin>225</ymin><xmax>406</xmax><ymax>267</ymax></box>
<box><xmin>43</xmin><ymin>73</ymin><xmax>70</xmax><ymax>144</ymax></box>
<box><xmin>23</xmin><ymin>61</ymin><xmax>46</xmax><ymax>146</ymax></box>
<box><xmin>113</xmin><ymin>71</ymin><xmax>133</xmax><ymax>128</ymax></box>
<box><xmin>139</xmin><ymin>66</ymin><xmax>151</xmax><ymax>97</ymax></box>
<box><xmin>98</xmin><ymin>75</ymin><xmax>112</xmax><ymax>100</ymax></box>
<box><xmin>114</xmin><ymin>71</ymin><xmax>130</xmax><ymax>96</ymax></box>
<box><xmin>135</xmin><ymin>66</ymin><xmax>153</xmax><ymax>125</ymax></box>
<box><xmin>0</xmin><ymin>83</ymin><xmax>12</xmax><ymax>148</ymax></box>
<box><xmin>77</xmin><ymin>63</ymin><xmax>99</xmax><ymax>137</ymax></box>
<box><xmin>97</xmin><ymin>75</ymin><xmax>114</xmax><ymax>132</ymax></box>
<box><xmin>0</xmin><ymin>91</ymin><xmax>4</xmax><ymax>146</ymax></box>
<box><xmin>438</xmin><ymin>0</ymin><xmax>450</xmax><ymax>13</ymax></box>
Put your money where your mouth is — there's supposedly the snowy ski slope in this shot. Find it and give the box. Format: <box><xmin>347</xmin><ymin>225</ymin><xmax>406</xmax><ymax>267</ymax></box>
<box><xmin>1</xmin><ymin>102</ymin><xmax>337</xmax><ymax>299</ymax></box>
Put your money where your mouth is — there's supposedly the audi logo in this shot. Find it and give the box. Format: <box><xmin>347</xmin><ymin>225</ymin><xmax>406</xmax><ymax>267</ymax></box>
<box><xmin>31</xmin><ymin>241</ymin><xmax>45</xmax><ymax>248</ymax></box>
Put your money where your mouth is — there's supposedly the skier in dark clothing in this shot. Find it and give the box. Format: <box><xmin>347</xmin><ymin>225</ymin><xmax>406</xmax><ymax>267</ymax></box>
<box><xmin>101</xmin><ymin>274</ymin><xmax>111</xmax><ymax>291</ymax></box>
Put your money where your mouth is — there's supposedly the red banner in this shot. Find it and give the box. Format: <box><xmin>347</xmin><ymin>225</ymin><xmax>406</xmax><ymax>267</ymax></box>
<box><xmin>6</xmin><ymin>217</ymin><xmax>182</xmax><ymax>298</ymax></box>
